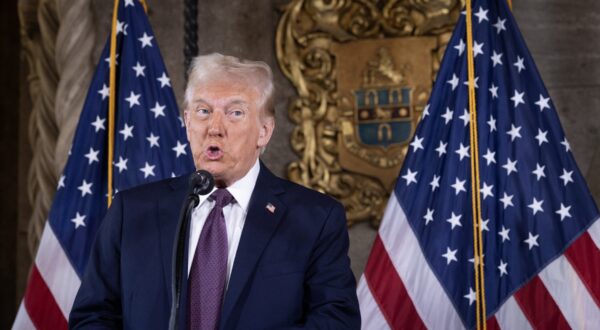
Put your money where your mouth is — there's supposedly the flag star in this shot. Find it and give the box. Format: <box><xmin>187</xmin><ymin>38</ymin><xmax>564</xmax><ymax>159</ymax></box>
<box><xmin>463</xmin><ymin>77</ymin><xmax>480</xmax><ymax>89</ymax></box>
<box><xmin>430</xmin><ymin>174</ymin><xmax>441</xmax><ymax>192</ymax></box>
<box><xmin>57</xmin><ymin>175</ymin><xmax>66</xmax><ymax>189</ymax></box>
<box><xmin>147</xmin><ymin>133</ymin><xmax>160</xmax><ymax>148</ymax></box>
<box><xmin>506</xmin><ymin>124</ymin><xmax>522</xmax><ymax>141</ymax></box>
<box><xmin>446</xmin><ymin>212</ymin><xmax>462</xmax><ymax>229</ymax></box>
<box><xmin>493</xmin><ymin>18</ymin><xmax>507</xmax><ymax>34</ymax></box>
<box><xmin>98</xmin><ymin>84</ymin><xmax>109</xmax><ymax>100</ymax></box>
<box><xmin>455</xmin><ymin>143</ymin><xmax>470</xmax><ymax>161</ymax></box>
<box><xmin>487</xmin><ymin>115</ymin><xmax>497</xmax><ymax>132</ymax></box>
<box><xmin>491</xmin><ymin>51</ymin><xmax>503</xmax><ymax>67</ymax></box>
<box><xmin>84</xmin><ymin>147</ymin><xmax>100</xmax><ymax>164</ymax></box>
<box><xmin>502</xmin><ymin>158</ymin><xmax>518</xmax><ymax>175</ymax></box>
<box><xmin>489</xmin><ymin>84</ymin><xmax>499</xmax><ymax>99</ymax></box>
<box><xmin>71</xmin><ymin>212</ymin><xmax>86</xmax><ymax>229</ymax></box>
<box><xmin>481</xmin><ymin>182</ymin><xmax>494</xmax><ymax>200</ymax></box>
<box><xmin>514</xmin><ymin>56</ymin><xmax>526</xmax><ymax>73</ymax></box>
<box><xmin>116</xmin><ymin>20</ymin><xmax>128</xmax><ymax>35</ymax></box>
<box><xmin>402</xmin><ymin>168</ymin><xmax>418</xmax><ymax>186</ymax></box>
<box><xmin>178</xmin><ymin>116</ymin><xmax>185</xmax><ymax>127</ymax></box>
<box><xmin>556</xmin><ymin>203</ymin><xmax>572</xmax><ymax>221</ymax></box>
<box><xmin>528</xmin><ymin>197</ymin><xmax>544</xmax><ymax>215</ymax></box>
<box><xmin>498</xmin><ymin>260</ymin><xmax>508</xmax><ymax>276</ymax></box>
<box><xmin>140</xmin><ymin>162</ymin><xmax>156</xmax><ymax>179</ymax></box>
<box><xmin>464</xmin><ymin>287</ymin><xmax>476</xmax><ymax>306</ymax></box>
<box><xmin>119</xmin><ymin>123</ymin><xmax>134</xmax><ymax>141</ymax></box>
<box><xmin>524</xmin><ymin>232</ymin><xmax>540</xmax><ymax>250</ymax></box>
<box><xmin>132</xmin><ymin>61</ymin><xmax>146</xmax><ymax>77</ymax></box>
<box><xmin>410</xmin><ymin>135</ymin><xmax>424</xmax><ymax>151</ymax></box>
<box><xmin>459</xmin><ymin>109</ymin><xmax>470</xmax><ymax>127</ymax></box>
<box><xmin>500</xmin><ymin>192</ymin><xmax>514</xmax><ymax>209</ymax></box>
<box><xmin>441</xmin><ymin>107</ymin><xmax>454</xmax><ymax>124</ymax></box>
<box><xmin>125</xmin><ymin>91</ymin><xmax>141</xmax><ymax>108</ymax></box>
<box><xmin>138</xmin><ymin>32</ymin><xmax>154</xmax><ymax>48</ymax></box>
<box><xmin>171</xmin><ymin>172</ymin><xmax>177</xmax><ymax>178</ymax></box>
<box><xmin>454</xmin><ymin>39</ymin><xmax>465</xmax><ymax>55</ymax></box>
<box><xmin>480</xmin><ymin>219</ymin><xmax>490</xmax><ymax>232</ymax></box>
<box><xmin>498</xmin><ymin>225</ymin><xmax>510</xmax><ymax>242</ymax></box>
<box><xmin>442</xmin><ymin>247</ymin><xmax>458</xmax><ymax>265</ymax></box>
<box><xmin>150</xmin><ymin>102</ymin><xmax>166</xmax><ymax>118</ymax></box>
<box><xmin>560</xmin><ymin>169</ymin><xmax>574</xmax><ymax>186</ymax></box>
<box><xmin>532</xmin><ymin>163</ymin><xmax>546</xmax><ymax>181</ymax></box>
<box><xmin>451</xmin><ymin>178</ymin><xmax>467</xmax><ymax>195</ymax></box>
<box><xmin>77</xmin><ymin>179</ymin><xmax>93</xmax><ymax>197</ymax></box>
<box><xmin>447</xmin><ymin>74</ymin><xmax>459</xmax><ymax>90</ymax></box>
<box><xmin>483</xmin><ymin>148</ymin><xmax>496</xmax><ymax>165</ymax></box>
<box><xmin>561</xmin><ymin>138</ymin><xmax>571</xmax><ymax>152</ymax></box>
<box><xmin>157</xmin><ymin>72</ymin><xmax>172</xmax><ymax>88</ymax></box>
<box><xmin>124</xmin><ymin>0</ymin><xmax>135</xmax><ymax>6</ymax></box>
<box><xmin>535</xmin><ymin>129</ymin><xmax>549</xmax><ymax>146</ymax></box>
<box><xmin>435</xmin><ymin>141</ymin><xmax>447</xmax><ymax>157</ymax></box>
<box><xmin>535</xmin><ymin>94</ymin><xmax>551</xmax><ymax>111</ymax></box>
<box><xmin>172</xmin><ymin>141</ymin><xmax>188</xmax><ymax>157</ymax></box>
<box><xmin>91</xmin><ymin>116</ymin><xmax>106</xmax><ymax>133</ymax></box>
<box><xmin>510</xmin><ymin>90</ymin><xmax>525</xmax><ymax>107</ymax></box>
<box><xmin>474</xmin><ymin>6</ymin><xmax>489</xmax><ymax>23</ymax></box>
<box><xmin>422</xmin><ymin>104</ymin><xmax>430</xmax><ymax>118</ymax></box>
<box><xmin>468</xmin><ymin>254</ymin><xmax>485</xmax><ymax>265</ymax></box>
<box><xmin>472</xmin><ymin>41</ymin><xmax>484</xmax><ymax>58</ymax></box>
<box><xmin>114</xmin><ymin>156</ymin><xmax>128</xmax><ymax>173</ymax></box>
<box><xmin>423</xmin><ymin>208</ymin><xmax>434</xmax><ymax>225</ymax></box>
<box><xmin>104</xmin><ymin>54</ymin><xmax>119</xmax><ymax>66</ymax></box>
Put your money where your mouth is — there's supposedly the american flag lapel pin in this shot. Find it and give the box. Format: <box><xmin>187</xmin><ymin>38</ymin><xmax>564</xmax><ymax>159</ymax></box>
<box><xmin>266</xmin><ymin>203</ymin><xmax>276</xmax><ymax>214</ymax></box>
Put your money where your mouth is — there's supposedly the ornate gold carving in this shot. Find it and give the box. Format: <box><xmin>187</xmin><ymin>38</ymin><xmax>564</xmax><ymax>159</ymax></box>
<box><xmin>277</xmin><ymin>0</ymin><xmax>461</xmax><ymax>227</ymax></box>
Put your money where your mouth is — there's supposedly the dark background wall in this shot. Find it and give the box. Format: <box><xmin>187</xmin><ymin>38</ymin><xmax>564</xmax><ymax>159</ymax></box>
<box><xmin>2</xmin><ymin>0</ymin><xmax>600</xmax><ymax>328</ymax></box>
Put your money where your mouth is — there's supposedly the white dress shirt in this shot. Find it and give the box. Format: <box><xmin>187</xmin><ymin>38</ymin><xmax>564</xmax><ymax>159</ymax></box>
<box><xmin>187</xmin><ymin>159</ymin><xmax>260</xmax><ymax>287</ymax></box>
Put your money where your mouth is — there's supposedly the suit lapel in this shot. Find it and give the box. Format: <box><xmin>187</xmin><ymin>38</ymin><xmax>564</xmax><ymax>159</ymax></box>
<box><xmin>157</xmin><ymin>175</ymin><xmax>190</xmax><ymax>299</ymax></box>
<box><xmin>220</xmin><ymin>164</ymin><xmax>287</xmax><ymax>325</ymax></box>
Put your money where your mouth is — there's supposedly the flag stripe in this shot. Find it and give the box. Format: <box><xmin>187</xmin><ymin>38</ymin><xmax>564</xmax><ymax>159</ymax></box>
<box><xmin>357</xmin><ymin>277</ymin><xmax>391</xmax><ymax>330</ymax></box>
<box><xmin>513</xmin><ymin>276</ymin><xmax>570</xmax><ymax>329</ymax></box>
<box><xmin>378</xmin><ymin>193</ymin><xmax>464</xmax><ymax>329</ymax></box>
<box><xmin>588</xmin><ymin>219</ymin><xmax>600</xmax><ymax>249</ymax></box>
<box><xmin>23</xmin><ymin>266</ymin><xmax>68</xmax><ymax>330</ymax></box>
<box><xmin>494</xmin><ymin>296</ymin><xmax>533</xmax><ymax>330</ymax></box>
<box><xmin>564</xmin><ymin>232</ymin><xmax>600</xmax><ymax>307</ymax></box>
<box><xmin>486</xmin><ymin>316</ymin><xmax>500</xmax><ymax>330</ymax></box>
<box><xmin>13</xmin><ymin>303</ymin><xmax>35</xmax><ymax>330</ymax></box>
<box><xmin>36</xmin><ymin>223</ymin><xmax>81</xmax><ymax>318</ymax></box>
<box><xmin>364</xmin><ymin>235</ymin><xmax>426</xmax><ymax>329</ymax></box>
<box><xmin>539</xmin><ymin>254</ymin><xmax>600</xmax><ymax>329</ymax></box>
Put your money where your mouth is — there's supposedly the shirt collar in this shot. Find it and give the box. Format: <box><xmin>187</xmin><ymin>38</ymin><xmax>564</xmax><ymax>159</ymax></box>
<box><xmin>196</xmin><ymin>159</ymin><xmax>260</xmax><ymax>212</ymax></box>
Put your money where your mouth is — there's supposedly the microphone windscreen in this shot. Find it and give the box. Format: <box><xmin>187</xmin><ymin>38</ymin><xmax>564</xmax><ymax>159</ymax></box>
<box><xmin>189</xmin><ymin>170</ymin><xmax>215</xmax><ymax>195</ymax></box>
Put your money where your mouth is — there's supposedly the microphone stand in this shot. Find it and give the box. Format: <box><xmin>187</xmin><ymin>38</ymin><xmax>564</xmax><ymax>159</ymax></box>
<box><xmin>169</xmin><ymin>171</ymin><xmax>213</xmax><ymax>330</ymax></box>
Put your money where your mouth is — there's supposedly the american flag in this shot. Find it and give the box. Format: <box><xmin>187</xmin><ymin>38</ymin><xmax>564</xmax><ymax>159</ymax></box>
<box><xmin>13</xmin><ymin>0</ymin><xmax>194</xmax><ymax>328</ymax></box>
<box><xmin>358</xmin><ymin>0</ymin><xmax>600</xmax><ymax>328</ymax></box>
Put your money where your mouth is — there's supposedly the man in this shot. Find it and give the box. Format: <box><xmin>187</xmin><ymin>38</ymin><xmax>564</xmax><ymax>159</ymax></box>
<box><xmin>70</xmin><ymin>53</ymin><xmax>360</xmax><ymax>329</ymax></box>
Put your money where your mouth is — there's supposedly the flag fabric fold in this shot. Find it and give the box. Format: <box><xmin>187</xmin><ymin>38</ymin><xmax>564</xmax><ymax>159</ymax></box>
<box><xmin>14</xmin><ymin>1</ymin><xmax>194</xmax><ymax>328</ymax></box>
<box><xmin>358</xmin><ymin>0</ymin><xmax>600</xmax><ymax>328</ymax></box>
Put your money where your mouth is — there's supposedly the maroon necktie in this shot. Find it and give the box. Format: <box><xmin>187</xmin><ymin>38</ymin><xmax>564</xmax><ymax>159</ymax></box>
<box><xmin>188</xmin><ymin>188</ymin><xmax>234</xmax><ymax>330</ymax></box>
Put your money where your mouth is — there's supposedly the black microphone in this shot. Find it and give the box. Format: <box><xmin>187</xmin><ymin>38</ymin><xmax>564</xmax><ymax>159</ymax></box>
<box><xmin>169</xmin><ymin>170</ymin><xmax>215</xmax><ymax>330</ymax></box>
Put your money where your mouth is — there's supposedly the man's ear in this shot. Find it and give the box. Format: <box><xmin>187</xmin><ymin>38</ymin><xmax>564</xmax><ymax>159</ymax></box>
<box><xmin>257</xmin><ymin>116</ymin><xmax>275</xmax><ymax>148</ymax></box>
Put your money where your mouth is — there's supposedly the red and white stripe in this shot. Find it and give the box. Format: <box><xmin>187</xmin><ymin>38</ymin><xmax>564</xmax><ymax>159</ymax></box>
<box><xmin>13</xmin><ymin>222</ymin><xmax>81</xmax><ymax>330</ymax></box>
<box><xmin>358</xmin><ymin>192</ymin><xmax>600</xmax><ymax>329</ymax></box>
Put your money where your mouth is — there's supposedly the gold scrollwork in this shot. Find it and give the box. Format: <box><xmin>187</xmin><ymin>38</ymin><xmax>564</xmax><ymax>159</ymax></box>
<box><xmin>277</xmin><ymin>0</ymin><xmax>462</xmax><ymax>227</ymax></box>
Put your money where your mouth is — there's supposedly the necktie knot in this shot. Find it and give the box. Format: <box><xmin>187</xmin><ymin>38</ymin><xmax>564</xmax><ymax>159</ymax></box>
<box><xmin>209</xmin><ymin>188</ymin><xmax>234</xmax><ymax>208</ymax></box>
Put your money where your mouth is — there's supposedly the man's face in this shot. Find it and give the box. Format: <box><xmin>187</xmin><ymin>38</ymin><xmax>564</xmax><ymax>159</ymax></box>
<box><xmin>184</xmin><ymin>77</ymin><xmax>274</xmax><ymax>187</ymax></box>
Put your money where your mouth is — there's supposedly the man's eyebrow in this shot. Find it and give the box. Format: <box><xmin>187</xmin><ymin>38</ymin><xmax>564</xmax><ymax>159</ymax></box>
<box><xmin>191</xmin><ymin>98</ymin><xmax>249</xmax><ymax>107</ymax></box>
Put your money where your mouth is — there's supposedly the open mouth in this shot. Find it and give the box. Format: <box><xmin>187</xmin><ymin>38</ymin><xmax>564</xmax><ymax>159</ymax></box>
<box><xmin>205</xmin><ymin>145</ymin><xmax>224</xmax><ymax>160</ymax></box>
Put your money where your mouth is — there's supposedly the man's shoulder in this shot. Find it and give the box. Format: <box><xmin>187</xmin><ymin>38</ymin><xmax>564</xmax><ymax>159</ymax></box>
<box><xmin>116</xmin><ymin>174</ymin><xmax>188</xmax><ymax>202</ymax></box>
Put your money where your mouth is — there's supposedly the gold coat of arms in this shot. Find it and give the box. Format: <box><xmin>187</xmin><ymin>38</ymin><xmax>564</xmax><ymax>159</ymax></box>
<box><xmin>276</xmin><ymin>0</ymin><xmax>462</xmax><ymax>226</ymax></box>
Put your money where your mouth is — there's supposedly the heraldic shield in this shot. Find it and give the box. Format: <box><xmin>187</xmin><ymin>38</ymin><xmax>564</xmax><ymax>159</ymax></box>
<box><xmin>276</xmin><ymin>0</ymin><xmax>462</xmax><ymax>226</ymax></box>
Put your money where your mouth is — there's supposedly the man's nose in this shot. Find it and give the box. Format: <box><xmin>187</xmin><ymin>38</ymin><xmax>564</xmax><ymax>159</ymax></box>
<box><xmin>207</xmin><ymin>111</ymin><xmax>225</xmax><ymax>136</ymax></box>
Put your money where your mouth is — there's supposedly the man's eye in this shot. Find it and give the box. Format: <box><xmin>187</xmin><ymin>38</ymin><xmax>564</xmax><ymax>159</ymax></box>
<box><xmin>229</xmin><ymin>110</ymin><xmax>244</xmax><ymax>118</ymax></box>
<box><xmin>195</xmin><ymin>108</ymin><xmax>210</xmax><ymax>116</ymax></box>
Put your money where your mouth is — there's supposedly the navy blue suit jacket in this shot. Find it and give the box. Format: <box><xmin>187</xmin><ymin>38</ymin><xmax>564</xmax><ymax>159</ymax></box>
<box><xmin>69</xmin><ymin>164</ymin><xmax>360</xmax><ymax>329</ymax></box>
